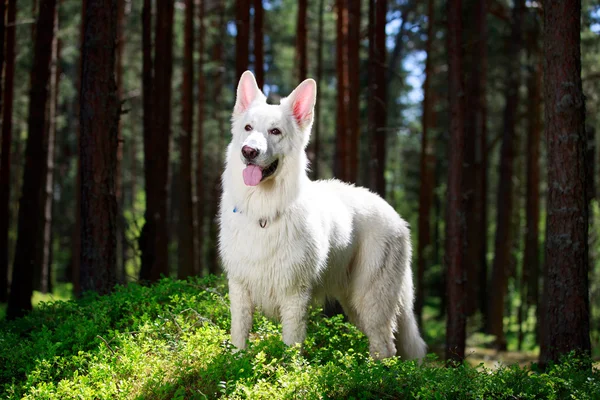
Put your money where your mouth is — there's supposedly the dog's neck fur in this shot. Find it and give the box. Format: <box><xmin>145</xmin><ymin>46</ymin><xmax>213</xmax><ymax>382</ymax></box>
<box><xmin>224</xmin><ymin>146</ymin><xmax>310</xmax><ymax>222</ymax></box>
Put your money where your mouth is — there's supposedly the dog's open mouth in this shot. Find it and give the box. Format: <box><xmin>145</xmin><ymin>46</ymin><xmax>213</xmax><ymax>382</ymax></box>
<box><xmin>243</xmin><ymin>159</ymin><xmax>279</xmax><ymax>186</ymax></box>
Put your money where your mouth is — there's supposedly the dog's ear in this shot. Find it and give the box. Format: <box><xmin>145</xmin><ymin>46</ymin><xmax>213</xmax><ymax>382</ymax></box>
<box><xmin>286</xmin><ymin>79</ymin><xmax>317</xmax><ymax>128</ymax></box>
<box><xmin>234</xmin><ymin>71</ymin><xmax>265</xmax><ymax>115</ymax></box>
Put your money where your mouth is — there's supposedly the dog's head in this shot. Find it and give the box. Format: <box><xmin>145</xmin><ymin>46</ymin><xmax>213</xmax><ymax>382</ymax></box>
<box><xmin>230</xmin><ymin>71</ymin><xmax>316</xmax><ymax>187</ymax></box>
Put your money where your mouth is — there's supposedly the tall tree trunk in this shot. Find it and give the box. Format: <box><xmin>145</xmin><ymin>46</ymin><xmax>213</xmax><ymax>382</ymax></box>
<box><xmin>79</xmin><ymin>0</ymin><xmax>119</xmax><ymax>295</ymax></box>
<box><xmin>367</xmin><ymin>0</ymin><xmax>388</xmax><ymax>197</ymax></box>
<box><xmin>539</xmin><ymin>0</ymin><xmax>590</xmax><ymax>368</ymax></box>
<box><xmin>207</xmin><ymin>3</ymin><xmax>225</xmax><ymax>276</ymax></box>
<box><xmin>140</xmin><ymin>0</ymin><xmax>174</xmax><ymax>282</ymax></box>
<box><xmin>415</xmin><ymin>0</ymin><xmax>435</xmax><ymax>326</ymax></box>
<box><xmin>253</xmin><ymin>0</ymin><xmax>264</xmax><ymax>89</ymax></box>
<box><xmin>196</xmin><ymin>0</ymin><xmax>205</xmax><ymax>274</ymax></box>
<box><xmin>311</xmin><ymin>0</ymin><xmax>325</xmax><ymax>179</ymax></box>
<box><xmin>462</xmin><ymin>0</ymin><xmax>486</xmax><ymax>317</ymax></box>
<box><xmin>475</xmin><ymin>0</ymin><xmax>489</xmax><ymax>322</ymax></box>
<box><xmin>296</xmin><ymin>0</ymin><xmax>307</xmax><ymax>81</ymax></box>
<box><xmin>178</xmin><ymin>0</ymin><xmax>196</xmax><ymax>279</ymax></box>
<box><xmin>523</xmin><ymin>13</ymin><xmax>541</xmax><ymax>312</ymax></box>
<box><xmin>235</xmin><ymin>0</ymin><xmax>250</xmax><ymax>80</ymax></box>
<box><xmin>72</xmin><ymin>0</ymin><xmax>86</xmax><ymax>297</ymax></box>
<box><xmin>139</xmin><ymin>0</ymin><xmax>154</xmax><ymax>281</ymax></box>
<box><xmin>346</xmin><ymin>0</ymin><xmax>360</xmax><ymax>183</ymax></box>
<box><xmin>115</xmin><ymin>0</ymin><xmax>127</xmax><ymax>283</ymax></box>
<box><xmin>38</xmin><ymin>7</ymin><xmax>60</xmax><ymax>294</ymax></box>
<box><xmin>487</xmin><ymin>0</ymin><xmax>524</xmax><ymax>349</ymax></box>
<box><xmin>0</xmin><ymin>0</ymin><xmax>17</xmax><ymax>303</ymax></box>
<box><xmin>0</xmin><ymin>0</ymin><xmax>5</xmax><ymax>111</ymax></box>
<box><xmin>7</xmin><ymin>0</ymin><xmax>58</xmax><ymax>319</ymax></box>
<box><xmin>334</xmin><ymin>0</ymin><xmax>349</xmax><ymax>181</ymax></box>
<box><xmin>445</xmin><ymin>0</ymin><xmax>466</xmax><ymax>363</ymax></box>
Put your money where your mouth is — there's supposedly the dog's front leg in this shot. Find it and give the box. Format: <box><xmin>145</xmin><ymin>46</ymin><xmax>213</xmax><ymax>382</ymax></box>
<box><xmin>229</xmin><ymin>280</ymin><xmax>254</xmax><ymax>350</ymax></box>
<box><xmin>280</xmin><ymin>291</ymin><xmax>310</xmax><ymax>346</ymax></box>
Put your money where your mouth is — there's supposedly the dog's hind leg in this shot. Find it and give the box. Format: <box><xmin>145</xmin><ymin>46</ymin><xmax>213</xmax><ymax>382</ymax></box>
<box><xmin>229</xmin><ymin>280</ymin><xmax>254</xmax><ymax>350</ymax></box>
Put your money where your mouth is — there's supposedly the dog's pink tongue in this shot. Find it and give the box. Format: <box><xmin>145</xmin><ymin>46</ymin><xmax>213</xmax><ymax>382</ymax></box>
<box><xmin>243</xmin><ymin>164</ymin><xmax>263</xmax><ymax>186</ymax></box>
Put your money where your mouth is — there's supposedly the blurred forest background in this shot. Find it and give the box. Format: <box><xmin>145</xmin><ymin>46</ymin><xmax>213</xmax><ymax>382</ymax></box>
<box><xmin>0</xmin><ymin>0</ymin><xmax>599</xmax><ymax>364</ymax></box>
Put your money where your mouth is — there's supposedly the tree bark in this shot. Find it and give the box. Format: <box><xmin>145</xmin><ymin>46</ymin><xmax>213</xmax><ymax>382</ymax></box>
<box><xmin>139</xmin><ymin>0</ymin><xmax>153</xmax><ymax>281</ymax></box>
<box><xmin>0</xmin><ymin>0</ymin><xmax>5</xmax><ymax>113</ymax></box>
<box><xmin>296</xmin><ymin>0</ymin><xmax>307</xmax><ymax>81</ymax></box>
<box><xmin>415</xmin><ymin>0</ymin><xmax>435</xmax><ymax>325</ymax></box>
<box><xmin>310</xmin><ymin>0</ymin><xmax>325</xmax><ymax>179</ymax></box>
<box><xmin>462</xmin><ymin>0</ymin><xmax>487</xmax><ymax>317</ymax></box>
<box><xmin>196</xmin><ymin>0</ymin><xmax>205</xmax><ymax>274</ymax></box>
<box><xmin>235</xmin><ymin>0</ymin><xmax>250</xmax><ymax>80</ymax></box>
<box><xmin>346</xmin><ymin>0</ymin><xmax>360</xmax><ymax>184</ymax></box>
<box><xmin>475</xmin><ymin>0</ymin><xmax>489</xmax><ymax>323</ymax></box>
<box><xmin>334</xmin><ymin>0</ymin><xmax>349</xmax><ymax>182</ymax></box>
<box><xmin>140</xmin><ymin>0</ymin><xmax>174</xmax><ymax>282</ymax></box>
<box><xmin>178</xmin><ymin>0</ymin><xmax>196</xmax><ymax>279</ymax></box>
<box><xmin>445</xmin><ymin>0</ymin><xmax>466</xmax><ymax>363</ymax></box>
<box><xmin>115</xmin><ymin>0</ymin><xmax>127</xmax><ymax>283</ymax></box>
<box><xmin>487</xmin><ymin>0</ymin><xmax>524</xmax><ymax>349</ymax></box>
<box><xmin>523</xmin><ymin>13</ymin><xmax>541</xmax><ymax>311</ymax></box>
<box><xmin>38</xmin><ymin>6</ymin><xmax>60</xmax><ymax>294</ymax></box>
<box><xmin>253</xmin><ymin>0</ymin><xmax>264</xmax><ymax>89</ymax></box>
<box><xmin>207</xmin><ymin>3</ymin><xmax>225</xmax><ymax>275</ymax></box>
<box><xmin>0</xmin><ymin>0</ymin><xmax>17</xmax><ymax>303</ymax></box>
<box><xmin>539</xmin><ymin>0</ymin><xmax>591</xmax><ymax>367</ymax></box>
<box><xmin>7</xmin><ymin>0</ymin><xmax>58</xmax><ymax>319</ymax></box>
<box><xmin>79</xmin><ymin>0</ymin><xmax>119</xmax><ymax>295</ymax></box>
<box><xmin>72</xmin><ymin>0</ymin><xmax>86</xmax><ymax>297</ymax></box>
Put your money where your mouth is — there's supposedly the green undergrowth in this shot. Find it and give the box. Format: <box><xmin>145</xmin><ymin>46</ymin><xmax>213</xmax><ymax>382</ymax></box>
<box><xmin>0</xmin><ymin>276</ymin><xmax>598</xmax><ymax>399</ymax></box>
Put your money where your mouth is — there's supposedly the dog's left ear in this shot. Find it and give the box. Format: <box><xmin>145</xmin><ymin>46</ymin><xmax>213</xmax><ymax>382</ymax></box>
<box><xmin>287</xmin><ymin>79</ymin><xmax>317</xmax><ymax>128</ymax></box>
<box><xmin>234</xmin><ymin>71</ymin><xmax>265</xmax><ymax>115</ymax></box>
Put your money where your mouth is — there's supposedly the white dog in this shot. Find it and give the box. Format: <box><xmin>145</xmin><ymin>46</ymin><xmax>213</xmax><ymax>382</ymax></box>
<box><xmin>218</xmin><ymin>71</ymin><xmax>426</xmax><ymax>360</ymax></box>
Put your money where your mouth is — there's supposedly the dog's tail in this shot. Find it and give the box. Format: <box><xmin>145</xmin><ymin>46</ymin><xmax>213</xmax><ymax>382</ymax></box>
<box><xmin>394</xmin><ymin>308</ymin><xmax>427</xmax><ymax>361</ymax></box>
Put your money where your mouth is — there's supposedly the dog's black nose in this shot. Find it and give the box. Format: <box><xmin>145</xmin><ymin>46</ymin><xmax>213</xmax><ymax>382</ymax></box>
<box><xmin>242</xmin><ymin>145</ymin><xmax>259</xmax><ymax>160</ymax></box>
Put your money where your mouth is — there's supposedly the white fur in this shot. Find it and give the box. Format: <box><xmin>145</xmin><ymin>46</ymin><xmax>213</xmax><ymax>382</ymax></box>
<box><xmin>218</xmin><ymin>71</ymin><xmax>427</xmax><ymax>360</ymax></box>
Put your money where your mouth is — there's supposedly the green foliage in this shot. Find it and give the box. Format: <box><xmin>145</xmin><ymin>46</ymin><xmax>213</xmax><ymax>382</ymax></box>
<box><xmin>1</xmin><ymin>277</ymin><xmax>598</xmax><ymax>399</ymax></box>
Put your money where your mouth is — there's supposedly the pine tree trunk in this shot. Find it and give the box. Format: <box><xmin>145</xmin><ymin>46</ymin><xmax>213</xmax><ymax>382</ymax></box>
<box><xmin>334</xmin><ymin>0</ymin><xmax>349</xmax><ymax>182</ymax></box>
<box><xmin>367</xmin><ymin>0</ymin><xmax>388</xmax><ymax>197</ymax></box>
<box><xmin>139</xmin><ymin>0</ymin><xmax>154</xmax><ymax>281</ymax></box>
<box><xmin>296</xmin><ymin>0</ymin><xmax>307</xmax><ymax>81</ymax></box>
<box><xmin>415</xmin><ymin>0</ymin><xmax>435</xmax><ymax>325</ymax></box>
<box><xmin>140</xmin><ymin>0</ymin><xmax>174</xmax><ymax>282</ymax></box>
<box><xmin>487</xmin><ymin>0</ymin><xmax>524</xmax><ymax>349</ymax></box>
<box><xmin>79</xmin><ymin>0</ymin><xmax>119</xmax><ymax>295</ymax></box>
<box><xmin>196</xmin><ymin>0</ymin><xmax>205</xmax><ymax>274</ymax></box>
<box><xmin>523</xmin><ymin>13</ymin><xmax>541</xmax><ymax>311</ymax></box>
<box><xmin>235</xmin><ymin>0</ymin><xmax>250</xmax><ymax>80</ymax></box>
<box><xmin>115</xmin><ymin>0</ymin><xmax>127</xmax><ymax>283</ymax></box>
<box><xmin>253</xmin><ymin>0</ymin><xmax>264</xmax><ymax>89</ymax></box>
<box><xmin>39</xmin><ymin>7</ymin><xmax>60</xmax><ymax>294</ymax></box>
<box><xmin>7</xmin><ymin>0</ymin><xmax>58</xmax><ymax>319</ymax></box>
<box><xmin>445</xmin><ymin>0</ymin><xmax>466</xmax><ymax>363</ymax></box>
<box><xmin>346</xmin><ymin>0</ymin><xmax>360</xmax><ymax>183</ymax></box>
<box><xmin>474</xmin><ymin>0</ymin><xmax>489</xmax><ymax>322</ymax></box>
<box><xmin>539</xmin><ymin>0</ymin><xmax>591</xmax><ymax>368</ymax></box>
<box><xmin>72</xmin><ymin>0</ymin><xmax>86</xmax><ymax>297</ymax></box>
<box><xmin>311</xmin><ymin>0</ymin><xmax>325</xmax><ymax>179</ymax></box>
<box><xmin>178</xmin><ymin>0</ymin><xmax>196</xmax><ymax>279</ymax></box>
<box><xmin>0</xmin><ymin>0</ymin><xmax>17</xmax><ymax>303</ymax></box>
<box><xmin>207</xmin><ymin>4</ymin><xmax>225</xmax><ymax>276</ymax></box>
<box><xmin>0</xmin><ymin>0</ymin><xmax>5</xmax><ymax>110</ymax></box>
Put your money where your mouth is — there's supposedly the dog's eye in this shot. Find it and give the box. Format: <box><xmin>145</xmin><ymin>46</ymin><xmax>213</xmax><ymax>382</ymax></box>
<box><xmin>244</xmin><ymin>124</ymin><xmax>253</xmax><ymax>132</ymax></box>
<box><xmin>269</xmin><ymin>128</ymin><xmax>282</xmax><ymax>136</ymax></box>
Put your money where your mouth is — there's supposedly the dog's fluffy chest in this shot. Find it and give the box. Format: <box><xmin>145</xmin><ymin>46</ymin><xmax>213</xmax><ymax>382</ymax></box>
<box><xmin>219</xmin><ymin>204</ymin><xmax>324</xmax><ymax>315</ymax></box>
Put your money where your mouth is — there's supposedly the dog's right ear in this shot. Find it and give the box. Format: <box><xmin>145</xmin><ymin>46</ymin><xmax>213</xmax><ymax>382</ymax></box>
<box><xmin>234</xmin><ymin>71</ymin><xmax>265</xmax><ymax>115</ymax></box>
